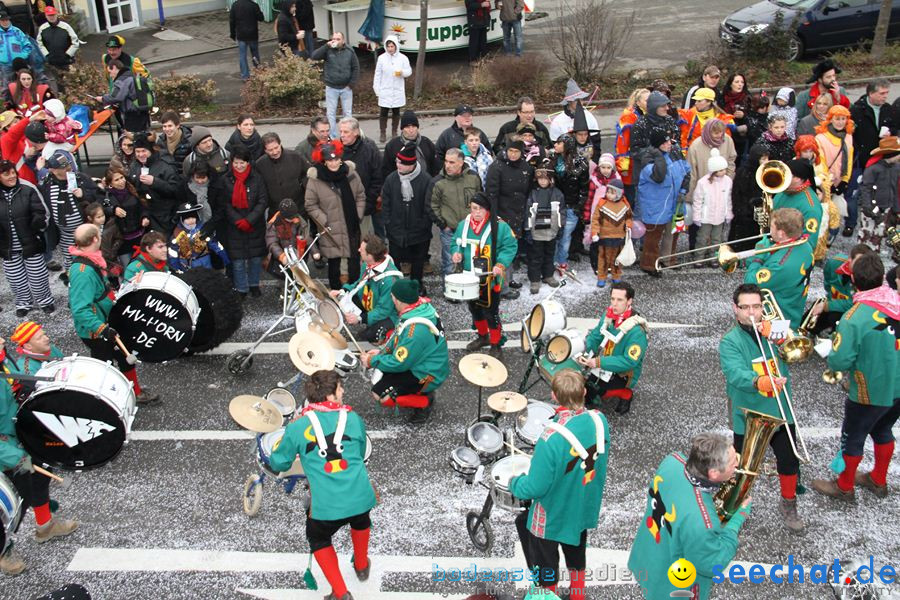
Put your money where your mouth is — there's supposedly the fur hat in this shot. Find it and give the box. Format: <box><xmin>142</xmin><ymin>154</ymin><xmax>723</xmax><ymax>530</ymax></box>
<box><xmin>391</xmin><ymin>279</ymin><xmax>421</xmax><ymax>304</ymax></box>
<box><xmin>707</xmin><ymin>148</ymin><xmax>728</xmax><ymax>173</ymax></box>
<box><xmin>606</xmin><ymin>179</ymin><xmax>624</xmax><ymax>200</ymax></box>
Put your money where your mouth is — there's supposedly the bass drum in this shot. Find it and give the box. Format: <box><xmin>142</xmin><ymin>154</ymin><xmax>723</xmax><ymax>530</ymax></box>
<box><xmin>525</xmin><ymin>300</ymin><xmax>566</xmax><ymax>346</ymax></box>
<box><xmin>16</xmin><ymin>356</ymin><xmax>137</xmax><ymax>470</ymax></box>
<box><xmin>176</xmin><ymin>268</ymin><xmax>244</xmax><ymax>354</ymax></box>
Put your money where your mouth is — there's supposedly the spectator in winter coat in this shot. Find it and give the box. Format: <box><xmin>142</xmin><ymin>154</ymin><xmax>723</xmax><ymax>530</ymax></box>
<box><xmin>312</xmin><ymin>31</ymin><xmax>359</xmax><ymax>138</ymax></box>
<box><xmin>729</xmin><ymin>143</ymin><xmax>768</xmax><ymax>251</ymax></box>
<box><xmin>461</xmin><ymin>126</ymin><xmax>494</xmax><ymax>187</ymax></box>
<box><xmin>381</xmin><ymin>142</ymin><xmax>433</xmax><ymax>287</ymax></box>
<box><xmin>222</xmin><ymin>145</ymin><xmax>267</xmax><ymax>297</ymax></box>
<box><xmin>549</xmin><ymin>80</ymin><xmax>601</xmax><ymax>156</ymax></box>
<box><xmin>526</xmin><ymin>162</ymin><xmax>565</xmax><ymax>293</ymax></box>
<box><xmin>101</xmin><ymin>35</ymin><xmax>148</xmax><ymax>92</ymax></box>
<box><xmin>436</xmin><ymin>104</ymin><xmax>491</xmax><ymax>166</ymax></box>
<box><xmin>692</xmin><ymin>149</ymin><xmax>733</xmax><ymax>261</ymax></box>
<box><xmin>494</xmin><ymin>96</ymin><xmax>551</xmax><ymax>154</ymax></box>
<box><xmin>682</xmin><ymin>64</ymin><xmax>721</xmax><ymax>110</ymax></box>
<box><xmin>857</xmin><ymin>136</ymin><xmax>900</xmax><ymax>251</ymax></box>
<box><xmin>584</xmin><ymin>153</ymin><xmax>621</xmax><ymax>271</ymax></box>
<box><xmin>304</xmin><ymin>140</ymin><xmax>367</xmax><ymax>290</ymax></box>
<box><xmin>94</xmin><ymin>59</ymin><xmax>148</xmax><ymax>133</ymax></box>
<box><xmin>339</xmin><ymin>117</ymin><xmax>382</xmax><ymax>232</ymax></box>
<box><xmin>383</xmin><ymin>110</ymin><xmax>437</xmax><ymax>179</ymax></box>
<box><xmin>36</xmin><ymin>7</ymin><xmax>79</xmax><ymax>82</ymax></box>
<box><xmin>0</xmin><ymin>111</ymin><xmax>47</xmax><ymax>184</ymax></box>
<box><xmin>486</xmin><ymin>140</ymin><xmax>533</xmax><ymax>297</ymax></box>
<box><xmin>373</xmin><ymin>35</ymin><xmax>411</xmax><ymax>143</ymax></box>
<box><xmin>176</xmin><ymin>163</ymin><xmax>228</xmax><ymax>241</ymax></box>
<box><xmin>427</xmin><ymin>148</ymin><xmax>482</xmax><ymax>276</ymax></box>
<box><xmin>256</xmin><ymin>131</ymin><xmax>308</xmax><ymax>215</ymax></box>
<box><xmin>295</xmin><ymin>0</ymin><xmax>316</xmax><ymax>58</ymax></box>
<box><xmin>295</xmin><ymin>116</ymin><xmax>331</xmax><ymax>165</ymax></box>
<box><xmin>551</xmin><ymin>134</ymin><xmax>590</xmax><ymax>269</ymax></box>
<box><xmin>684</xmin><ymin>119</ymin><xmax>736</xmax><ymax>251</ymax></box>
<box><xmin>0</xmin><ymin>11</ymin><xmax>32</xmax><ymax>86</ymax></box>
<box><xmin>127</xmin><ymin>132</ymin><xmax>181</xmax><ymax>236</ymax></box>
<box><xmin>678</xmin><ymin>87</ymin><xmax>736</xmax><ymax>151</ymax></box>
<box><xmin>614</xmin><ymin>88</ymin><xmax>648</xmax><ymax>203</ymax></box>
<box><xmin>795</xmin><ymin>59</ymin><xmax>850</xmax><ymax>120</ymax></box>
<box><xmin>499</xmin><ymin>0</ymin><xmax>524</xmax><ymax>56</ymax></box>
<box><xmin>276</xmin><ymin>0</ymin><xmax>304</xmax><ymax>56</ymax></box>
<box><xmin>103</xmin><ymin>165</ymin><xmax>148</xmax><ymax>266</ymax></box>
<box><xmin>720</xmin><ymin>73</ymin><xmax>750</xmax><ymax>161</ymax></box>
<box><xmin>630</xmin><ymin>91</ymin><xmax>681</xmax><ymax>203</ymax></box>
<box><xmin>41</xmin><ymin>98</ymin><xmax>81</xmax><ymax>158</ymax></box>
<box><xmin>4</xmin><ymin>67</ymin><xmax>52</xmax><ymax>115</ymax></box>
<box><xmin>157</xmin><ymin>111</ymin><xmax>193</xmax><ymax>176</ymax></box>
<box><xmin>815</xmin><ymin>105</ymin><xmax>854</xmax><ymax>231</ymax></box>
<box><xmin>465</xmin><ymin>0</ymin><xmax>492</xmax><ymax>62</ymax></box>
<box><xmin>769</xmin><ymin>87</ymin><xmax>798</xmax><ymax>139</ymax></box>
<box><xmin>229</xmin><ymin>0</ymin><xmax>264</xmax><ymax>80</ymax></box>
<box><xmin>225</xmin><ymin>114</ymin><xmax>263</xmax><ymax>162</ymax></box>
<box><xmin>590</xmin><ymin>178</ymin><xmax>632</xmax><ymax>286</ymax></box>
<box><xmin>796</xmin><ymin>91</ymin><xmax>833</xmax><ymax>138</ymax></box>
<box><xmin>265</xmin><ymin>197</ymin><xmax>310</xmax><ymax>270</ymax></box>
<box><xmin>754</xmin><ymin>114</ymin><xmax>794</xmax><ymax>163</ymax></box>
<box><xmin>516</xmin><ymin>122</ymin><xmax>546</xmax><ymax>168</ymax></box>
<box><xmin>183</xmin><ymin>126</ymin><xmax>230</xmax><ymax>179</ymax></box>
<box><xmin>848</xmin><ymin>79</ymin><xmax>896</xmax><ymax>230</ymax></box>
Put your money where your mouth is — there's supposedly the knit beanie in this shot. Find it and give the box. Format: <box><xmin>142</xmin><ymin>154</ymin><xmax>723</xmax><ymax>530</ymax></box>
<box><xmin>597</xmin><ymin>153</ymin><xmax>615</xmax><ymax>168</ymax></box>
<box><xmin>11</xmin><ymin>321</ymin><xmax>42</xmax><ymax>346</ymax></box>
<box><xmin>396</xmin><ymin>142</ymin><xmax>418</xmax><ymax>166</ymax></box>
<box><xmin>392</xmin><ymin>279</ymin><xmax>421</xmax><ymax>304</ymax></box>
<box><xmin>191</xmin><ymin>126</ymin><xmax>212</xmax><ymax>149</ymax></box>
<box><xmin>707</xmin><ymin>148</ymin><xmax>728</xmax><ymax>173</ymax></box>
<box><xmin>606</xmin><ymin>179</ymin><xmax>624</xmax><ymax>200</ymax></box>
<box><xmin>400</xmin><ymin>110</ymin><xmax>419</xmax><ymax>129</ymax></box>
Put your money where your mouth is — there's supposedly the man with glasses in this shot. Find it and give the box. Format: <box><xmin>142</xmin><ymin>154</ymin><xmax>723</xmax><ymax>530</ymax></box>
<box><xmin>719</xmin><ymin>282</ymin><xmax>803</xmax><ymax>534</ymax></box>
<box><xmin>492</xmin><ymin>96</ymin><xmax>551</xmax><ymax>154</ymax></box>
<box><xmin>682</xmin><ymin>65</ymin><xmax>721</xmax><ymax>110</ymax></box>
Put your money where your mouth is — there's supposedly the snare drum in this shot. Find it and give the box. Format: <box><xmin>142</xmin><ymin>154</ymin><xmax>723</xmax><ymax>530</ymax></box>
<box><xmin>546</xmin><ymin>328</ymin><xmax>586</xmax><ymax>364</ymax></box>
<box><xmin>444</xmin><ymin>272</ymin><xmax>480</xmax><ymax>301</ymax></box>
<box><xmin>489</xmin><ymin>454</ymin><xmax>532</xmax><ymax>512</ymax></box>
<box><xmin>515</xmin><ymin>401</ymin><xmax>556</xmax><ymax>447</ymax></box>
<box><xmin>465</xmin><ymin>420</ymin><xmax>504</xmax><ymax>463</ymax></box>
<box><xmin>527</xmin><ymin>300</ymin><xmax>567</xmax><ymax>341</ymax></box>
<box><xmin>265</xmin><ymin>388</ymin><xmax>296</xmax><ymax>419</ymax></box>
<box><xmin>109</xmin><ymin>271</ymin><xmax>201</xmax><ymax>362</ymax></box>
<box><xmin>0</xmin><ymin>473</ymin><xmax>23</xmax><ymax>555</ymax></box>
<box><xmin>16</xmin><ymin>356</ymin><xmax>137</xmax><ymax>470</ymax></box>
<box><xmin>449</xmin><ymin>446</ymin><xmax>480</xmax><ymax>478</ymax></box>
<box><xmin>258</xmin><ymin>430</ymin><xmax>372</xmax><ymax>478</ymax></box>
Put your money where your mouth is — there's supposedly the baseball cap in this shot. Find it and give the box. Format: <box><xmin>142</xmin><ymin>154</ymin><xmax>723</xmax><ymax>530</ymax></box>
<box><xmin>454</xmin><ymin>104</ymin><xmax>474</xmax><ymax>116</ymax></box>
<box><xmin>44</xmin><ymin>6</ymin><xmax>57</xmax><ymax>16</ymax></box>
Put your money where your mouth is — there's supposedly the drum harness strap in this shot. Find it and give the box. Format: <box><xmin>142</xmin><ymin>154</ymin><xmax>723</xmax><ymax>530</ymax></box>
<box><xmin>458</xmin><ymin>215</ymin><xmax>493</xmax><ymax>273</ymax></box>
<box><xmin>545</xmin><ymin>411</ymin><xmax>606</xmax><ymax>467</ymax></box>
<box><xmin>305</xmin><ymin>409</ymin><xmax>349</xmax><ymax>457</ymax></box>
<box><xmin>342</xmin><ymin>267</ymin><xmax>404</xmax><ymax>301</ymax></box>
<box><xmin>71</xmin><ymin>256</ymin><xmax>113</xmax><ymax>303</ymax></box>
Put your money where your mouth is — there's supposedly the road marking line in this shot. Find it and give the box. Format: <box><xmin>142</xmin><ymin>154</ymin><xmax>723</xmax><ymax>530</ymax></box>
<box><xmin>128</xmin><ymin>430</ymin><xmax>394</xmax><ymax>441</ymax></box>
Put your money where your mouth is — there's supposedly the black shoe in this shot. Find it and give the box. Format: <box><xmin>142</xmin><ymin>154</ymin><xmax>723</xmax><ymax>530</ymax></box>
<box><xmin>466</xmin><ymin>334</ymin><xmax>490</xmax><ymax>351</ymax></box>
<box><xmin>615</xmin><ymin>398</ymin><xmax>631</xmax><ymax>415</ymax></box>
<box><xmin>641</xmin><ymin>268</ymin><xmax>662</xmax><ymax>278</ymax></box>
<box><xmin>408</xmin><ymin>404</ymin><xmax>432</xmax><ymax>424</ymax></box>
<box><xmin>59</xmin><ymin>272</ymin><xmax>69</xmax><ymax>286</ymax></box>
<box><xmin>40</xmin><ymin>303</ymin><xmax>55</xmax><ymax>314</ymax></box>
<box><xmin>567</xmin><ymin>254</ymin><xmax>581</xmax><ymax>263</ymax></box>
<box><xmin>249</xmin><ymin>286</ymin><xmax>262</xmax><ymax>298</ymax></box>
<box><xmin>238</xmin><ymin>291</ymin><xmax>248</xmax><ymax>300</ymax></box>
<box><xmin>509</xmin><ymin>279</ymin><xmax>522</xmax><ymax>289</ymax></box>
<box><xmin>488</xmin><ymin>343</ymin><xmax>503</xmax><ymax>357</ymax></box>
<box><xmin>15</xmin><ymin>308</ymin><xmax>29</xmax><ymax>318</ymax></box>
<box><xmin>46</xmin><ymin>259</ymin><xmax>62</xmax><ymax>272</ymax></box>
<box><xmin>354</xmin><ymin>558</ymin><xmax>371</xmax><ymax>581</ymax></box>
<box><xmin>500</xmin><ymin>289</ymin><xmax>520</xmax><ymax>300</ymax></box>
<box><xmin>842</xmin><ymin>226</ymin><xmax>854</xmax><ymax>237</ymax></box>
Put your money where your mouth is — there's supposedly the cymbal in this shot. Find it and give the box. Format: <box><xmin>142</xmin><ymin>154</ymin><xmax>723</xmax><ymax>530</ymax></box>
<box><xmin>288</xmin><ymin>332</ymin><xmax>335</xmax><ymax>375</ymax></box>
<box><xmin>229</xmin><ymin>394</ymin><xmax>282</xmax><ymax>433</ymax></box>
<box><xmin>291</xmin><ymin>264</ymin><xmax>331</xmax><ymax>302</ymax></box>
<box><xmin>488</xmin><ymin>391</ymin><xmax>527</xmax><ymax>413</ymax></box>
<box><xmin>459</xmin><ymin>353</ymin><xmax>508</xmax><ymax>388</ymax></box>
<box><xmin>309</xmin><ymin>322</ymin><xmax>348</xmax><ymax>350</ymax></box>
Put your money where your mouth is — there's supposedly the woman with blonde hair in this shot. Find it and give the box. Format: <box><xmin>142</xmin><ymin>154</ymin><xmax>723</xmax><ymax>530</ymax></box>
<box><xmin>815</xmin><ymin>105</ymin><xmax>854</xmax><ymax>232</ymax></box>
<box><xmin>615</xmin><ymin>87</ymin><xmax>649</xmax><ymax>203</ymax></box>
<box><xmin>796</xmin><ymin>92</ymin><xmax>833</xmax><ymax>137</ymax></box>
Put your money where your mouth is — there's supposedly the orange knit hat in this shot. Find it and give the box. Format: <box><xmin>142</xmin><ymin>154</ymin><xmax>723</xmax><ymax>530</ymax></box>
<box><xmin>11</xmin><ymin>321</ymin><xmax>42</xmax><ymax>346</ymax></box>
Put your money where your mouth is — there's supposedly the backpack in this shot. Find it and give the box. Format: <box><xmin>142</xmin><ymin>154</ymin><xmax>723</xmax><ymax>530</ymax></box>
<box><xmin>132</xmin><ymin>73</ymin><xmax>155</xmax><ymax>112</ymax></box>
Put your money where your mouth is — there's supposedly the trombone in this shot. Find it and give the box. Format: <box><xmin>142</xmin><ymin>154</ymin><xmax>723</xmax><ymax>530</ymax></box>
<box><xmin>748</xmin><ymin>314</ymin><xmax>811</xmax><ymax>463</ymax></box>
<box><xmin>655</xmin><ymin>235</ymin><xmax>807</xmax><ymax>271</ymax></box>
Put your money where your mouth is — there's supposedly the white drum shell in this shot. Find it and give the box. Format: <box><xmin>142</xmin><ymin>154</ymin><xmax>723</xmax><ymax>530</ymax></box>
<box><xmin>0</xmin><ymin>473</ymin><xmax>23</xmax><ymax>554</ymax></box>
<box><xmin>118</xmin><ymin>271</ymin><xmax>201</xmax><ymax>327</ymax></box>
<box><xmin>444</xmin><ymin>272</ymin><xmax>480</xmax><ymax>301</ymax></box>
<box><xmin>265</xmin><ymin>388</ymin><xmax>297</xmax><ymax>419</ymax></box>
<box><xmin>489</xmin><ymin>454</ymin><xmax>532</xmax><ymax>512</ymax></box>
<box><xmin>546</xmin><ymin>328</ymin><xmax>586</xmax><ymax>364</ymax></box>
<box><xmin>528</xmin><ymin>300</ymin><xmax>567</xmax><ymax>341</ymax></box>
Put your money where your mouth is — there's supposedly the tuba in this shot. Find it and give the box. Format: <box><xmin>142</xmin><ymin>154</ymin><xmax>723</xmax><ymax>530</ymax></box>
<box><xmin>754</xmin><ymin>160</ymin><xmax>790</xmax><ymax>234</ymax></box>
<box><xmin>714</xmin><ymin>408</ymin><xmax>785</xmax><ymax>521</ymax></box>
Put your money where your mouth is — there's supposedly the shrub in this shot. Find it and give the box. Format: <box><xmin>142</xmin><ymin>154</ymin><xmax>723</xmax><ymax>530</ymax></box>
<box><xmin>59</xmin><ymin>59</ymin><xmax>107</xmax><ymax>107</ymax></box>
<box><xmin>485</xmin><ymin>54</ymin><xmax>549</xmax><ymax>97</ymax></box>
<box><xmin>241</xmin><ymin>52</ymin><xmax>323</xmax><ymax>112</ymax></box>
<box><xmin>154</xmin><ymin>72</ymin><xmax>217</xmax><ymax>111</ymax></box>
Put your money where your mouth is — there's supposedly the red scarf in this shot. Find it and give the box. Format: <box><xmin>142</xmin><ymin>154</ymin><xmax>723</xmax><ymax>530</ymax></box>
<box><xmin>836</xmin><ymin>259</ymin><xmax>852</xmax><ymax>277</ymax></box>
<box><xmin>231</xmin><ymin>165</ymin><xmax>251</xmax><ymax>209</ymax></box>
<box><xmin>132</xmin><ymin>249</ymin><xmax>167</xmax><ymax>271</ymax></box>
<box><xmin>399</xmin><ymin>297</ymin><xmax>430</xmax><ymax>316</ymax></box>
<box><xmin>300</xmin><ymin>401</ymin><xmax>352</xmax><ymax>416</ymax></box>
<box><xmin>470</xmin><ymin>212</ymin><xmax>489</xmax><ymax>235</ymax></box>
<box><xmin>606</xmin><ymin>307</ymin><xmax>632</xmax><ymax>328</ymax></box>
<box><xmin>69</xmin><ymin>245</ymin><xmax>107</xmax><ymax>273</ymax></box>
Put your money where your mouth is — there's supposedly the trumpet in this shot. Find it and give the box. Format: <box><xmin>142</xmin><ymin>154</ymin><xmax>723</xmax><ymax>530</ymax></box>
<box><xmin>749</xmin><ymin>314</ymin><xmax>810</xmax><ymax>463</ymax></box>
<box><xmin>656</xmin><ymin>235</ymin><xmax>807</xmax><ymax>271</ymax></box>
<box><xmin>755</xmin><ymin>160</ymin><xmax>790</xmax><ymax>234</ymax></box>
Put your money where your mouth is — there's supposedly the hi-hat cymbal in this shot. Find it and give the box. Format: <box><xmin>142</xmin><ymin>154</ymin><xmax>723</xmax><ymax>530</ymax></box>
<box><xmin>229</xmin><ymin>394</ymin><xmax>282</xmax><ymax>433</ymax></box>
<box><xmin>488</xmin><ymin>391</ymin><xmax>528</xmax><ymax>413</ymax></box>
<box><xmin>289</xmin><ymin>332</ymin><xmax>335</xmax><ymax>375</ymax></box>
<box><xmin>459</xmin><ymin>353</ymin><xmax>508</xmax><ymax>388</ymax></box>
<box><xmin>309</xmin><ymin>322</ymin><xmax>348</xmax><ymax>350</ymax></box>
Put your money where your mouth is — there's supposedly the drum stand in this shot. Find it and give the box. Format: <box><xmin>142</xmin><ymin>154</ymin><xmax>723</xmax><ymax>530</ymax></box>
<box><xmin>517</xmin><ymin>324</ymin><xmax>546</xmax><ymax>395</ymax></box>
<box><xmin>466</xmin><ymin>482</ymin><xmax>496</xmax><ymax>553</ymax></box>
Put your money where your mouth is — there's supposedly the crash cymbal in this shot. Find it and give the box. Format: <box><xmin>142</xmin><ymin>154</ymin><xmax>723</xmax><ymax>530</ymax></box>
<box><xmin>309</xmin><ymin>322</ymin><xmax>348</xmax><ymax>350</ymax></box>
<box><xmin>288</xmin><ymin>332</ymin><xmax>335</xmax><ymax>375</ymax></box>
<box><xmin>488</xmin><ymin>391</ymin><xmax>528</xmax><ymax>413</ymax></box>
<box><xmin>229</xmin><ymin>394</ymin><xmax>282</xmax><ymax>433</ymax></box>
<box><xmin>459</xmin><ymin>353</ymin><xmax>508</xmax><ymax>388</ymax></box>
<box><xmin>290</xmin><ymin>263</ymin><xmax>331</xmax><ymax>301</ymax></box>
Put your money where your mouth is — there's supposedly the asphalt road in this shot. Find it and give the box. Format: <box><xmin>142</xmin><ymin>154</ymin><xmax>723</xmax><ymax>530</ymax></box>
<box><xmin>0</xmin><ymin>228</ymin><xmax>898</xmax><ymax>599</ymax></box>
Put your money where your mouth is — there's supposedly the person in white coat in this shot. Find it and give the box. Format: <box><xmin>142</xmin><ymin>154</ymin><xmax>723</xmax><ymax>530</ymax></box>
<box><xmin>373</xmin><ymin>35</ymin><xmax>412</xmax><ymax>143</ymax></box>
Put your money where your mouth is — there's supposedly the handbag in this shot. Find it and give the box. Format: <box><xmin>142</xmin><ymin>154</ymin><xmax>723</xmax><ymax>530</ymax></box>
<box><xmin>615</xmin><ymin>228</ymin><xmax>636</xmax><ymax>267</ymax></box>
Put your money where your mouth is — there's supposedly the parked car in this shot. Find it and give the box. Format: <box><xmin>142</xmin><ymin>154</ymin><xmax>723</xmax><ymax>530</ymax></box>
<box><xmin>720</xmin><ymin>0</ymin><xmax>900</xmax><ymax>61</ymax></box>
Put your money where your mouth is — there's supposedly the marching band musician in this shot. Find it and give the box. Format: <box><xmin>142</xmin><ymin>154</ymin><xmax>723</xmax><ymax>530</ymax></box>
<box><xmin>329</xmin><ymin>233</ymin><xmax>401</xmax><ymax>344</ymax></box>
<box><xmin>719</xmin><ymin>283</ymin><xmax>803</xmax><ymax>533</ymax></box>
<box><xmin>0</xmin><ymin>344</ymin><xmax>78</xmax><ymax>577</ymax></box>
<box><xmin>772</xmin><ymin>159</ymin><xmax>821</xmax><ymax>252</ymax></box>
<box><xmin>67</xmin><ymin>224</ymin><xmax>157</xmax><ymax>404</ymax></box>
<box><xmin>7</xmin><ymin>321</ymin><xmax>64</xmax><ymax>398</ymax></box>
<box><xmin>451</xmin><ymin>192</ymin><xmax>518</xmax><ymax>354</ymax></box>
<box><xmin>508</xmin><ymin>370</ymin><xmax>609</xmax><ymax>599</ymax></box>
<box><xmin>628</xmin><ymin>433</ymin><xmax>751</xmax><ymax>600</ymax></box>
<box><xmin>360</xmin><ymin>279</ymin><xmax>449</xmax><ymax>424</ymax></box>
<box><xmin>123</xmin><ymin>231</ymin><xmax>170</xmax><ymax>281</ymax></box>
<box><xmin>743</xmin><ymin>207</ymin><xmax>814</xmax><ymax>329</ymax></box>
<box><xmin>806</xmin><ymin>243</ymin><xmax>874</xmax><ymax>337</ymax></box>
<box><xmin>269</xmin><ymin>370</ymin><xmax>375</xmax><ymax>600</ymax></box>
<box><xmin>812</xmin><ymin>253</ymin><xmax>900</xmax><ymax>502</ymax></box>
<box><xmin>575</xmin><ymin>281</ymin><xmax>648</xmax><ymax>415</ymax></box>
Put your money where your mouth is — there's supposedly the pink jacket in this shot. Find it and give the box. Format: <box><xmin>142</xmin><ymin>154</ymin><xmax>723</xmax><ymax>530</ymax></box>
<box><xmin>45</xmin><ymin>116</ymin><xmax>82</xmax><ymax>145</ymax></box>
<box><xmin>816</xmin><ymin>130</ymin><xmax>854</xmax><ymax>185</ymax></box>
<box><xmin>692</xmin><ymin>173</ymin><xmax>733</xmax><ymax>225</ymax></box>
<box><xmin>583</xmin><ymin>168</ymin><xmax>622</xmax><ymax>246</ymax></box>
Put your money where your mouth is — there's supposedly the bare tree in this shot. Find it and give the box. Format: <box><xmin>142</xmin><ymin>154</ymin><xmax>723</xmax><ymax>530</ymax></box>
<box><xmin>548</xmin><ymin>0</ymin><xmax>636</xmax><ymax>81</ymax></box>
<box><xmin>870</xmin><ymin>0</ymin><xmax>892</xmax><ymax>59</ymax></box>
<box><xmin>414</xmin><ymin>0</ymin><xmax>428</xmax><ymax>100</ymax></box>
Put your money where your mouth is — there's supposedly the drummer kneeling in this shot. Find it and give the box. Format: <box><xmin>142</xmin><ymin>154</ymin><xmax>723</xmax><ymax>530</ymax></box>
<box><xmin>329</xmin><ymin>234</ymin><xmax>401</xmax><ymax>344</ymax></box>
<box><xmin>269</xmin><ymin>370</ymin><xmax>375</xmax><ymax>600</ymax></box>
<box><xmin>361</xmin><ymin>280</ymin><xmax>450</xmax><ymax>424</ymax></box>
<box><xmin>0</xmin><ymin>352</ymin><xmax>77</xmax><ymax>577</ymax></box>
<box><xmin>508</xmin><ymin>370</ymin><xmax>609</xmax><ymax>599</ymax></box>
<box><xmin>576</xmin><ymin>282</ymin><xmax>648</xmax><ymax>415</ymax></box>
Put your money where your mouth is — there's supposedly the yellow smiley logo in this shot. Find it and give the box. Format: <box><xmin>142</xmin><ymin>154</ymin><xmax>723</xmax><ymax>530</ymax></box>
<box><xmin>668</xmin><ymin>558</ymin><xmax>697</xmax><ymax>589</ymax></box>
<box><xmin>806</xmin><ymin>218</ymin><xmax>818</xmax><ymax>233</ymax></box>
<box><xmin>756</xmin><ymin>269</ymin><xmax>771</xmax><ymax>284</ymax></box>
<box><xmin>395</xmin><ymin>346</ymin><xmax>409</xmax><ymax>362</ymax></box>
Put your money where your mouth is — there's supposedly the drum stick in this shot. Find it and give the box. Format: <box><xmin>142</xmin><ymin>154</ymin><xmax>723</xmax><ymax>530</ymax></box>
<box><xmin>114</xmin><ymin>335</ymin><xmax>138</xmax><ymax>365</ymax></box>
<box><xmin>504</xmin><ymin>441</ymin><xmax>528</xmax><ymax>456</ymax></box>
<box><xmin>34</xmin><ymin>465</ymin><xmax>64</xmax><ymax>483</ymax></box>
<box><xmin>341</xmin><ymin>322</ymin><xmax>367</xmax><ymax>357</ymax></box>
